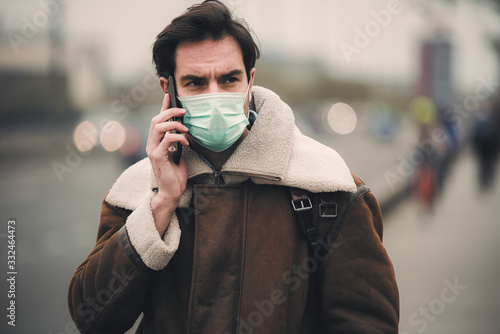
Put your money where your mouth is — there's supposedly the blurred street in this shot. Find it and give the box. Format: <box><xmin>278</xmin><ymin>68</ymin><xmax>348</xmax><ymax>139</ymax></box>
<box><xmin>0</xmin><ymin>131</ymin><xmax>499</xmax><ymax>332</ymax></box>
<box><xmin>0</xmin><ymin>151</ymin><xmax>126</xmax><ymax>334</ymax></box>
<box><xmin>384</xmin><ymin>149</ymin><xmax>500</xmax><ymax>334</ymax></box>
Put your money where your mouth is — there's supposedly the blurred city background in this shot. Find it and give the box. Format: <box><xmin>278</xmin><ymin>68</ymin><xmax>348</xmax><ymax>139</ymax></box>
<box><xmin>1</xmin><ymin>0</ymin><xmax>500</xmax><ymax>333</ymax></box>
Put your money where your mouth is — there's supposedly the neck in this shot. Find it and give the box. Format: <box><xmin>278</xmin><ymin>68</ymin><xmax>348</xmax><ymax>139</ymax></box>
<box><xmin>188</xmin><ymin>128</ymin><xmax>249</xmax><ymax>171</ymax></box>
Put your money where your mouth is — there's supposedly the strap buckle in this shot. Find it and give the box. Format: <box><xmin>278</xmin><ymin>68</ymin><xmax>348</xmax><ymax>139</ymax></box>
<box><xmin>319</xmin><ymin>203</ymin><xmax>337</xmax><ymax>218</ymax></box>
<box><xmin>291</xmin><ymin>197</ymin><xmax>313</xmax><ymax>211</ymax></box>
<box><xmin>305</xmin><ymin>227</ymin><xmax>320</xmax><ymax>247</ymax></box>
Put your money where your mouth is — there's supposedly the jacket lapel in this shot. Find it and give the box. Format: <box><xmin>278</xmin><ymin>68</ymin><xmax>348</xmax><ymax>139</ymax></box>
<box><xmin>106</xmin><ymin>86</ymin><xmax>356</xmax><ymax>211</ymax></box>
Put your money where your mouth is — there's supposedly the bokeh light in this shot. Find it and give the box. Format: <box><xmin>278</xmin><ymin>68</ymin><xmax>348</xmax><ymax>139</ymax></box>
<box><xmin>410</xmin><ymin>96</ymin><xmax>436</xmax><ymax>124</ymax></box>
<box><xmin>73</xmin><ymin>121</ymin><xmax>98</xmax><ymax>152</ymax></box>
<box><xmin>120</xmin><ymin>126</ymin><xmax>143</xmax><ymax>156</ymax></box>
<box><xmin>100</xmin><ymin>120</ymin><xmax>126</xmax><ymax>152</ymax></box>
<box><xmin>327</xmin><ymin>103</ymin><xmax>358</xmax><ymax>135</ymax></box>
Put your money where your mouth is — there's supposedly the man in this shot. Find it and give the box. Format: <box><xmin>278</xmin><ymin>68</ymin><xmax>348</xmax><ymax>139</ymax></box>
<box><xmin>68</xmin><ymin>1</ymin><xmax>399</xmax><ymax>333</ymax></box>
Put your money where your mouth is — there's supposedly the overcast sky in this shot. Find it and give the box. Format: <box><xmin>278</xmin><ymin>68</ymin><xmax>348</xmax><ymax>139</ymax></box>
<box><xmin>1</xmin><ymin>0</ymin><xmax>499</xmax><ymax>92</ymax></box>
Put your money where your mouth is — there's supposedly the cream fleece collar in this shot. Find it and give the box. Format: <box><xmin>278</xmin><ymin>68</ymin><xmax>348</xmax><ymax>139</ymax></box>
<box><xmin>106</xmin><ymin>86</ymin><xmax>356</xmax><ymax>211</ymax></box>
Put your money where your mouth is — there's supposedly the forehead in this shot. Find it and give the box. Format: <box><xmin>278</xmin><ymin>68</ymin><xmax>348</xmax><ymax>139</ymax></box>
<box><xmin>175</xmin><ymin>36</ymin><xmax>245</xmax><ymax>76</ymax></box>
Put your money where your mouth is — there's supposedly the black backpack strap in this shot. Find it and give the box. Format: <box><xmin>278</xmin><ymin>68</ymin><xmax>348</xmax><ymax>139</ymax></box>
<box><xmin>319</xmin><ymin>184</ymin><xmax>371</xmax><ymax>251</ymax></box>
<box><xmin>288</xmin><ymin>184</ymin><xmax>371</xmax><ymax>262</ymax></box>
<box><xmin>288</xmin><ymin>184</ymin><xmax>372</xmax><ymax>327</ymax></box>
<box><xmin>288</xmin><ymin>187</ymin><xmax>320</xmax><ymax>250</ymax></box>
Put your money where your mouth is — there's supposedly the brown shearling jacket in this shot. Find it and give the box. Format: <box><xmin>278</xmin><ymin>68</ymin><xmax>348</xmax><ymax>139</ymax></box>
<box><xmin>68</xmin><ymin>86</ymin><xmax>399</xmax><ymax>333</ymax></box>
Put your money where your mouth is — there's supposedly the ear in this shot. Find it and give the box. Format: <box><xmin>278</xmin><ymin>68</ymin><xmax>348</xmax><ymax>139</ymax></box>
<box><xmin>159</xmin><ymin>76</ymin><xmax>169</xmax><ymax>94</ymax></box>
<box><xmin>248</xmin><ymin>68</ymin><xmax>256</xmax><ymax>102</ymax></box>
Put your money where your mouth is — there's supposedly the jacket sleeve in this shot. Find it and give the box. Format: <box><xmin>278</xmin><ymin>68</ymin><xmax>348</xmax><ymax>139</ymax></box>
<box><xmin>67</xmin><ymin>193</ymin><xmax>179</xmax><ymax>334</ymax></box>
<box><xmin>319</xmin><ymin>190</ymin><xmax>400</xmax><ymax>333</ymax></box>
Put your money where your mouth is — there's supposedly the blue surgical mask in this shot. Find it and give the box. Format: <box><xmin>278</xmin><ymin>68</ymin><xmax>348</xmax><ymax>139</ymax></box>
<box><xmin>179</xmin><ymin>87</ymin><xmax>250</xmax><ymax>152</ymax></box>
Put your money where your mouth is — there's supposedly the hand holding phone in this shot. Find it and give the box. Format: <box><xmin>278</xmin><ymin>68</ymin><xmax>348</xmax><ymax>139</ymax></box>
<box><xmin>147</xmin><ymin>76</ymin><xmax>188</xmax><ymax>237</ymax></box>
<box><xmin>166</xmin><ymin>75</ymin><xmax>183</xmax><ymax>164</ymax></box>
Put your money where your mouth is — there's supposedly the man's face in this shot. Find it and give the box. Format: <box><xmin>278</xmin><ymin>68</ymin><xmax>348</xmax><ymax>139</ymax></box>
<box><xmin>173</xmin><ymin>36</ymin><xmax>255</xmax><ymax>114</ymax></box>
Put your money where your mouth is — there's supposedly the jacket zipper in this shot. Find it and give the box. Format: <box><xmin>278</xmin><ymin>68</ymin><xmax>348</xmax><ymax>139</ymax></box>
<box><xmin>194</xmin><ymin>154</ymin><xmax>224</xmax><ymax>184</ymax></box>
<box><xmin>213</xmin><ymin>171</ymin><xmax>223</xmax><ymax>184</ymax></box>
<box><xmin>194</xmin><ymin>151</ymin><xmax>281</xmax><ymax>184</ymax></box>
<box><xmin>220</xmin><ymin>171</ymin><xmax>281</xmax><ymax>182</ymax></box>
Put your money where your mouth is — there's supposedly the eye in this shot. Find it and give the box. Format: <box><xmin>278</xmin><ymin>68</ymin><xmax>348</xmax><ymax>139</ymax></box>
<box><xmin>223</xmin><ymin>77</ymin><xmax>239</xmax><ymax>84</ymax></box>
<box><xmin>186</xmin><ymin>80</ymin><xmax>202</xmax><ymax>87</ymax></box>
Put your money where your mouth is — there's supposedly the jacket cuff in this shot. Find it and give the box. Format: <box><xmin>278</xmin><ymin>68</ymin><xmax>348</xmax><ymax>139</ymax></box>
<box><xmin>125</xmin><ymin>191</ymin><xmax>181</xmax><ymax>271</ymax></box>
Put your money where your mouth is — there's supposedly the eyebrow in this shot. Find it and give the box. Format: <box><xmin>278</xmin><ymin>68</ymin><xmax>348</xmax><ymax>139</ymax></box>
<box><xmin>179</xmin><ymin>69</ymin><xmax>244</xmax><ymax>84</ymax></box>
<box><xmin>219</xmin><ymin>69</ymin><xmax>244</xmax><ymax>81</ymax></box>
<box><xmin>179</xmin><ymin>74</ymin><xmax>206</xmax><ymax>84</ymax></box>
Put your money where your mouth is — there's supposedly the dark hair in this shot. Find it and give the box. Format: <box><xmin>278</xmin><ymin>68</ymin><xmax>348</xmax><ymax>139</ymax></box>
<box><xmin>152</xmin><ymin>0</ymin><xmax>260</xmax><ymax>80</ymax></box>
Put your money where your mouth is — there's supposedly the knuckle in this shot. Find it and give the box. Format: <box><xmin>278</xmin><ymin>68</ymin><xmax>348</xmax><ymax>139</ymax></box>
<box><xmin>151</xmin><ymin>114</ymin><xmax>160</xmax><ymax>123</ymax></box>
<box><xmin>154</xmin><ymin>123</ymin><xmax>167</xmax><ymax>132</ymax></box>
<box><xmin>150</xmin><ymin>150</ymin><xmax>163</xmax><ymax>161</ymax></box>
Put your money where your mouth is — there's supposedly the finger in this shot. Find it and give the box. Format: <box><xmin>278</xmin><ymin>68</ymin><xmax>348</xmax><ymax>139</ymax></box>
<box><xmin>161</xmin><ymin>92</ymin><xmax>170</xmax><ymax>112</ymax></box>
<box><xmin>151</xmin><ymin>122</ymin><xmax>189</xmax><ymax>145</ymax></box>
<box><xmin>157</xmin><ymin>133</ymin><xmax>190</xmax><ymax>153</ymax></box>
<box><xmin>167</xmin><ymin>148</ymin><xmax>188</xmax><ymax>168</ymax></box>
<box><xmin>147</xmin><ymin>108</ymin><xmax>186</xmax><ymax>153</ymax></box>
<box><xmin>149</xmin><ymin>133</ymin><xmax>188</xmax><ymax>162</ymax></box>
<box><xmin>149</xmin><ymin>93</ymin><xmax>171</xmax><ymax>135</ymax></box>
<box><xmin>150</xmin><ymin>107</ymin><xmax>186</xmax><ymax>130</ymax></box>
<box><xmin>158</xmin><ymin>121</ymin><xmax>189</xmax><ymax>134</ymax></box>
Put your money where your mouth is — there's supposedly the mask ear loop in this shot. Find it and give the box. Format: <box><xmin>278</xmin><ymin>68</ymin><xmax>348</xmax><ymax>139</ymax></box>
<box><xmin>244</xmin><ymin>81</ymin><xmax>252</xmax><ymax>121</ymax></box>
<box><xmin>244</xmin><ymin>79</ymin><xmax>258</xmax><ymax>129</ymax></box>
<box><xmin>246</xmin><ymin>76</ymin><xmax>253</xmax><ymax>103</ymax></box>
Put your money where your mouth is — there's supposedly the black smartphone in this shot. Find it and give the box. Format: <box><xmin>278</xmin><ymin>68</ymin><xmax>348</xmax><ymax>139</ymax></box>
<box><xmin>166</xmin><ymin>75</ymin><xmax>183</xmax><ymax>164</ymax></box>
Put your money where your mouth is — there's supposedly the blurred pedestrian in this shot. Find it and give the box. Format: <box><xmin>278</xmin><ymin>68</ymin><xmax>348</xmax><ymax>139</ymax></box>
<box><xmin>470</xmin><ymin>100</ymin><xmax>500</xmax><ymax>191</ymax></box>
<box><xmin>410</xmin><ymin>97</ymin><xmax>445</xmax><ymax>210</ymax></box>
<box><xmin>411</xmin><ymin>124</ymin><xmax>443</xmax><ymax>210</ymax></box>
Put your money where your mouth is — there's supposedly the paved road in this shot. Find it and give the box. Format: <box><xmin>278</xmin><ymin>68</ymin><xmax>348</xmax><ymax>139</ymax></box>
<box><xmin>383</xmin><ymin>150</ymin><xmax>500</xmax><ymax>334</ymax></box>
<box><xmin>2</xmin><ymin>120</ymin><xmax>496</xmax><ymax>333</ymax></box>
<box><xmin>0</xmin><ymin>152</ymin><xmax>126</xmax><ymax>334</ymax></box>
